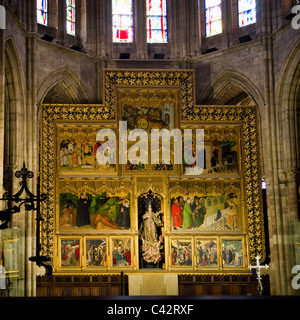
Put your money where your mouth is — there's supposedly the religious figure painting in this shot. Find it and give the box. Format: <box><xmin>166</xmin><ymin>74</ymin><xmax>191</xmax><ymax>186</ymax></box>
<box><xmin>195</xmin><ymin>239</ymin><xmax>218</xmax><ymax>268</ymax></box>
<box><xmin>121</xmin><ymin>103</ymin><xmax>175</xmax><ymax>133</ymax></box>
<box><xmin>152</xmin><ymin>160</ymin><xmax>174</xmax><ymax>171</ymax></box>
<box><xmin>59</xmin><ymin>191</ymin><xmax>131</xmax><ymax>231</ymax></box>
<box><xmin>222</xmin><ymin>239</ymin><xmax>244</xmax><ymax>267</ymax></box>
<box><xmin>60</xmin><ymin>239</ymin><xmax>81</xmax><ymax>267</ymax></box>
<box><xmin>124</xmin><ymin>159</ymin><xmax>174</xmax><ymax>172</ymax></box>
<box><xmin>182</xmin><ymin>126</ymin><xmax>240</xmax><ymax>176</ymax></box>
<box><xmin>85</xmin><ymin>238</ymin><xmax>107</xmax><ymax>267</ymax></box>
<box><xmin>170</xmin><ymin>239</ymin><xmax>193</xmax><ymax>267</ymax></box>
<box><xmin>184</xmin><ymin>140</ymin><xmax>239</xmax><ymax>175</ymax></box>
<box><xmin>170</xmin><ymin>192</ymin><xmax>240</xmax><ymax>231</ymax></box>
<box><xmin>57</xmin><ymin>124</ymin><xmax>117</xmax><ymax>174</ymax></box>
<box><xmin>117</xmin><ymin>88</ymin><xmax>180</xmax><ymax>174</ymax></box>
<box><xmin>111</xmin><ymin>238</ymin><xmax>132</xmax><ymax>268</ymax></box>
<box><xmin>125</xmin><ymin>159</ymin><xmax>146</xmax><ymax>171</ymax></box>
<box><xmin>151</xmin><ymin>144</ymin><xmax>175</xmax><ymax>172</ymax></box>
<box><xmin>123</xmin><ymin>145</ymin><xmax>175</xmax><ymax>172</ymax></box>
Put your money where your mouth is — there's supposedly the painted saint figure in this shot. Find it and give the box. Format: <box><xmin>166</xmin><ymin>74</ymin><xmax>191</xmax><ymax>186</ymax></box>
<box><xmin>76</xmin><ymin>194</ymin><xmax>90</xmax><ymax>227</ymax></box>
<box><xmin>116</xmin><ymin>199</ymin><xmax>131</xmax><ymax>229</ymax></box>
<box><xmin>61</xmin><ymin>241</ymin><xmax>80</xmax><ymax>266</ymax></box>
<box><xmin>182</xmin><ymin>197</ymin><xmax>194</xmax><ymax>229</ymax></box>
<box><xmin>172</xmin><ymin>198</ymin><xmax>182</xmax><ymax>228</ymax></box>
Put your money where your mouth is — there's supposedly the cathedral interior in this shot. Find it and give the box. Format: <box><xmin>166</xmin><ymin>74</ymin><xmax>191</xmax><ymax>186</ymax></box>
<box><xmin>0</xmin><ymin>0</ymin><xmax>299</xmax><ymax>299</ymax></box>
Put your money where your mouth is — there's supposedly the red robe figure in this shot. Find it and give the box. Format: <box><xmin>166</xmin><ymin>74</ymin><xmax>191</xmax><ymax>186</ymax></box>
<box><xmin>172</xmin><ymin>199</ymin><xmax>182</xmax><ymax>228</ymax></box>
<box><xmin>125</xmin><ymin>249</ymin><xmax>131</xmax><ymax>266</ymax></box>
<box><xmin>75</xmin><ymin>243</ymin><xmax>80</xmax><ymax>262</ymax></box>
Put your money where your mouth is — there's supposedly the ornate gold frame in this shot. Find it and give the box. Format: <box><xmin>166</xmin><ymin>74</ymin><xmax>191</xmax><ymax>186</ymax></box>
<box><xmin>169</xmin><ymin>236</ymin><xmax>194</xmax><ymax>270</ymax></box>
<box><xmin>56</xmin><ymin>178</ymin><xmax>133</xmax><ymax>234</ymax></box>
<box><xmin>110</xmin><ymin>236</ymin><xmax>135</xmax><ymax>271</ymax></box>
<box><xmin>56</xmin><ymin>122</ymin><xmax>119</xmax><ymax>176</ymax></box>
<box><xmin>57</xmin><ymin>236</ymin><xmax>82</xmax><ymax>271</ymax></box>
<box><xmin>40</xmin><ymin>69</ymin><xmax>265</xmax><ymax>274</ymax></box>
<box><xmin>83</xmin><ymin>236</ymin><xmax>109</xmax><ymax>270</ymax></box>
<box><xmin>195</xmin><ymin>237</ymin><xmax>219</xmax><ymax>270</ymax></box>
<box><xmin>220</xmin><ymin>237</ymin><xmax>247</xmax><ymax>270</ymax></box>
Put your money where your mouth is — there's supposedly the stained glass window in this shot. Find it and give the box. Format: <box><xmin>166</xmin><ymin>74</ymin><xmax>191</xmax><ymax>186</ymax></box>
<box><xmin>37</xmin><ymin>0</ymin><xmax>48</xmax><ymax>25</ymax></box>
<box><xmin>146</xmin><ymin>0</ymin><xmax>168</xmax><ymax>43</ymax></box>
<box><xmin>205</xmin><ymin>0</ymin><xmax>222</xmax><ymax>37</ymax></box>
<box><xmin>112</xmin><ymin>0</ymin><xmax>134</xmax><ymax>43</ymax></box>
<box><xmin>66</xmin><ymin>0</ymin><xmax>76</xmax><ymax>35</ymax></box>
<box><xmin>238</xmin><ymin>0</ymin><xmax>256</xmax><ymax>27</ymax></box>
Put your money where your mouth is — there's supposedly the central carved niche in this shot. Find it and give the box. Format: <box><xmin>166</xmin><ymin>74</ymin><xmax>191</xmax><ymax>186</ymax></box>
<box><xmin>137</xmin><ymin>190</ymin><xmax>165</xmax><ymax>269</ymax></box>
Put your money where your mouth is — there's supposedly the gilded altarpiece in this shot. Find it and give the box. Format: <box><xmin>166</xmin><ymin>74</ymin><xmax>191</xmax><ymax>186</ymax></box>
<box><xmin>40</xmin><ymin>70</ymin><xmax>265</xmax><ymax>274</ymax></box>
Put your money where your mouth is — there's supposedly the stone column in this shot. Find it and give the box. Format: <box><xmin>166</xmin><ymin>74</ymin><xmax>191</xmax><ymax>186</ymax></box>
<box><xmin>96</xmin><ymin>0</ymin><xmax>103</xmax><ymax>56</ymax></box>
<box><xmin>223</xmin><ymin>0</ymin><xmax>233</xmax><ymax>48</ymax></box>
<box><xmin>280</xmin><ymin>168</ymin><xmax>300</xmax><ymax>294</ymax></box>
<box><xmin>259</xmin><ymin>0</ymin><xmax>288</xmax><ymax>295</ymax></box>
<box><xmin>284</xmin><ymin>168</ymin><xmax>299</xmax><ymax>294</ymax></box>
<box><xmin>0</xmin><ymin>0</ymin><xmax>5</xmax><ymax>194</ymax></box>
<box><xmin>168</xmin><ymin>0</ymin><xmax>177</xmax><ymax>60</ymax></box>
<box><xmin>136</xmin><ymin>0</ymin><xmax>147</xmax><ymax>59</ymax></box>
<box><xmin>187</xmin><ymin>0</ymin><xmax>201</xmax><ymax>57</ymax></box>
<box><xmin>0</xmin><ymin>3</ymin><xmax>5</xmax><ymax>282</ymax></box>
<box><xmin>25</xmin><ymin>0</ymin><xmax>38</xmax><ymax>297</ymax></box>
<box><xmin>57</xmin><ymin>0</ymin><xmax>66</xmax><ymax>45</ymax></box>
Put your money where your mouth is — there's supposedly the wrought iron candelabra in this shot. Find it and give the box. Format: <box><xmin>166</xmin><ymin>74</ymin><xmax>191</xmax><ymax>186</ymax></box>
<box><xmin>0</xmin><ymin>163</ymin><xmax>52</xmax><ymax>275</ymax></box>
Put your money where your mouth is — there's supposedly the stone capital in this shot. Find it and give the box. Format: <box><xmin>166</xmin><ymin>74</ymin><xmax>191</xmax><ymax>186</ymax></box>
<box><xmin>278</xmin><ymin>167</ymin><xmax>299</xmax><ymax>184</ymax></box>
<box><xmin>278</xmin><ymin>169</ymin><xmax>287</xmax><ymax>185</ymax></box>
<box><xmin>285</xmin><ymin>167</ymin><xmax>298</xmax><ymax>180</ymax></box>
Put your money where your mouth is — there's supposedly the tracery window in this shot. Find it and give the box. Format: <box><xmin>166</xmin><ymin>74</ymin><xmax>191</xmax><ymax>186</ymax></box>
<box><xmin>112</xmin><ymin>0</ymin><xmax>134</xmax><ymax>43</ymax></box>
<box><xmin>37</xmin><ymin>0</ymin><xmax>48</xmax><ymax>25</ymax></box>
<box><xmin>66</xmin><ymin>0</ymin><xmax>76</xmax><ymax>35</ymax></box>
<box><xmin>205</xmin><ymin>0</ymin><xmax>222</xmax><ymax>37</ymax></box>
<box><xmin>146</xmin><ymin>0</ymin><xmax>168</xmax><ymax>43</ymax></box>
<box><xmin>238</xmin><ymin>0</ymin><xmax>256</xmax><ymax>27</ymax></box>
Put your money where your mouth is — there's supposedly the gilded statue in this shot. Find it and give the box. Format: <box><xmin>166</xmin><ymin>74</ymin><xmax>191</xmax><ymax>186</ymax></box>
<box><xmin>139</xmin><ymin>203</ymin><xmax>164</xmax><ymax>264</ymax></box>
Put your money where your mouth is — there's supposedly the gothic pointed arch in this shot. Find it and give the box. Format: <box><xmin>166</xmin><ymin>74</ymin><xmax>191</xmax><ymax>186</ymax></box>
<box><xmin>4</xmin><ymin>38</ymin><xmax>26</xmax><ymax>113</ymax></box>
<box><xmin>276</xmin><ymin>38</ymin><xmax>300</xmax><ymax>170</ymax></box>
<box><xmin>277</xmin><ymin>37</ymin><xmax>300</xmax><ymax>112</ymax></box>
<box><xmin>200</xmin><ymin>69</ymin><xmax>265</xmax><ymax>109</ymax></box>
<box><xmin>37</xmin><ymin>67</ymin><xmax>91</xmax><ymax>105</ymax></box>
<box><xmin>270</xmin><ymin>38</ymin><xmax>300</xmax><ymax>295</ymax></box>
<box><xmin>198</xmin><ymin>68</ymin><xmax>266</xmax><ymax>183</ymax></box>
<box><xmin>4</xmin><ymin>38</ymin><xmax>26</xmax><ymax>191</ymax></box>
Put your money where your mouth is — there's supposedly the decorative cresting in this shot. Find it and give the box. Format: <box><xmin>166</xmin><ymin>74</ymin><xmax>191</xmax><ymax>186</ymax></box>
<box><xmin>40</xmin><ymin>69</ymin><xmax>265</xmax><ymax>263</ymax></box>
<box><xmin>104</xmin><ymin>69</ymin><xmax>194</xmax><ymax>119</ymax></box>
